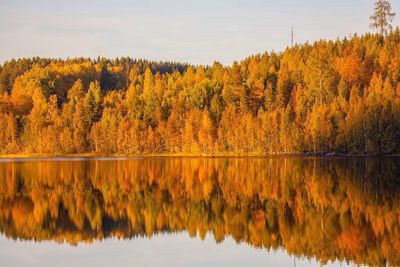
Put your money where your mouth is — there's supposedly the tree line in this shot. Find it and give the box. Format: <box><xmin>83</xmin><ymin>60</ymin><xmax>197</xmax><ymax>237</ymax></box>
<box><xmin>1</xmin><ymin>31</ymin><xmax>400</xmax><ymax>155</ymax></box>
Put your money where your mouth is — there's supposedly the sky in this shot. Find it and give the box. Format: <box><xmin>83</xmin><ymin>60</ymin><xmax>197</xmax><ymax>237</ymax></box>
<box><xmin>0</xmin><ymin>0</ymin><xmax>399</xmax><ymax>65</ymax></box>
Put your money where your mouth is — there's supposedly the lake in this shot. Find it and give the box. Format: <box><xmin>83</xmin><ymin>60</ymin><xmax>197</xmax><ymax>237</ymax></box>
<box><xmin>0</xmin><ymin>157</ymin><xmax>399</xmax><ymax>267</ymax></box>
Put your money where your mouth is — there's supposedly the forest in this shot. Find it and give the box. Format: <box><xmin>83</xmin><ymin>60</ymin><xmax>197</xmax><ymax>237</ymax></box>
<box><xmin>1</xmin><ymin>31</ymin><xmax>400</xmax><ymax>155</ymax></box>
<box><xmin>1</xmin><ymin>157</ymin><xmax>400</xmax><ymax>266</ymax></box>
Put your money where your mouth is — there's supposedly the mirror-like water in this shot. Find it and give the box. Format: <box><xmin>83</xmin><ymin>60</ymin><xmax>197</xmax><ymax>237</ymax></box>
<box><xmin>1</xmin><ymin>157</ymin><xmax>399</xmax><ymax>266</ymax></box>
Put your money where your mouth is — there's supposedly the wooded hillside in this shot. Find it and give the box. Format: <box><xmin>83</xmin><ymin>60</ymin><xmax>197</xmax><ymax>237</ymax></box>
<box><xmin>1</xmin><ymin>31</ymin><xmax>400</xmax><ymax>155</ymax></box>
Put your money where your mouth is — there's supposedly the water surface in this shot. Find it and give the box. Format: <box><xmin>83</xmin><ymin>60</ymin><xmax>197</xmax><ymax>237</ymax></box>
<box><xmin>1</xmin><ymin>157</ymin><xmax>399</xmax><ymax>266</ymax></box>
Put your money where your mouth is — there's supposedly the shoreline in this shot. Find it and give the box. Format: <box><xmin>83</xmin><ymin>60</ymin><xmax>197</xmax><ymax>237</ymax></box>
<box><xmin>1</xmin><ymin>152</ymin><xmax>399</xmax><ymax>160</ymax></box>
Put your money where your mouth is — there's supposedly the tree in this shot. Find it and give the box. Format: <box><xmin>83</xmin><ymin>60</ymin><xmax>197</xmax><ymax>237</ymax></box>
<box><xmin>84</xmin><ymin>81</ymin><xmax>102</xmax><ymax>128</ymax></box>
<box><xmin>100</xmin><ymin>64</ymin><xmax>116</xmax><ymax>91</ymax></box>
<box><xmin>370</xmin><ymin>0</ymin><xmax>396</xmax><ymax>36</ymax></box>
<box><xmin>304</xmin><ymin>46</ymin><xmax>337</xmax><ymax>108</ymax></box>
<box><xmin>68</xmin><ymin>79</ymin><xmax>84</xmax><ymax>103</ymax></box>
<box><xmin>165</xmin><ymin>109</ymin><xmax>183</xmax><ymax>152</ymax></box>
<box><xmin>72</xmin><ymin>100</ymin><xmax>88</xmax><ymax>152</ymax></box>
<box><xmin>305</xmin><ymin>104</ymin><xmax>335</xmax><ymax>153</ymax></box>
<box><xmin>90</xmin><ymin>121</ymin><xmax>105</xmax><ymax>153</ymax></box>
<box><xmin>0</xmin><ymin>113</ymin><xmax>18</xmax><ymax>153</ymax></box>
<box><xmin>23</xmin><ymin>88</ymin><xmax>47</xmax><ymax>152</ymax></box>
<box><xmin>45</xmin><ymin>95</ymin><xmax>62</xmax><ymax>152</ymax></box>
<box><xmin>125</xmin><ymin>81</ymin><xmax>143</xmax><ymax>119</ymax></box>
<box><xmin>142</xmin><ymin>67</ymin><xmax>157</xmax><ymax>126</ymax></box>
<box><xmin>276</xmin><ymin>64</ymin><xmax>293</xmax><ymax>108</ymax></box>
<box><xmin>198</xmin><ymin>109</ymin><xmax>214</xmax><ymax>153</ymax></box>
<box><xmin>222</xmin><ymin>61</ymin><xmax>244</xmax><ymax>109</ymax></box>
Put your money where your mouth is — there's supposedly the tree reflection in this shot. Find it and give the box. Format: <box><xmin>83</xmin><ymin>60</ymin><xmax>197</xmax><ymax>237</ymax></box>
<box><xmin>1</xmin><ymin>157</ymin><xmax>400</xmax><ymax>266</ymax></box>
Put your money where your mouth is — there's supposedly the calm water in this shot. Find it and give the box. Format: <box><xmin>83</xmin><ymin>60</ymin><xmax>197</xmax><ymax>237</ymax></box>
<box><xmin>1</xmin><ymin>157</ymin><xmax>400</xmax><ymax>267</ymax></box>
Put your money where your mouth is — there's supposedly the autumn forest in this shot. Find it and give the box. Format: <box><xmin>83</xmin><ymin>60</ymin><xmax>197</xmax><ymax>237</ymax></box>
<box><xmin>1</xmin><ymin>31</ymin><xmax>400</xmax><ymax>155</ymax></box>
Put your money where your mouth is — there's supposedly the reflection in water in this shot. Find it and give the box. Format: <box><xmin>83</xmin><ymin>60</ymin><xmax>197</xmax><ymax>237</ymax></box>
<box><xmin>0</xmin><ymin>157</ymin><xmax>400</xmax><ymax>266</ymax></box>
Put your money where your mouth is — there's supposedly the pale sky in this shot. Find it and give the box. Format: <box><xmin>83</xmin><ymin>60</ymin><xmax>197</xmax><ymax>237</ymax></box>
<box><xmin>0</xmin><ymin>0</ymin><xmax>399</xmax><ymax>65</ymax></box>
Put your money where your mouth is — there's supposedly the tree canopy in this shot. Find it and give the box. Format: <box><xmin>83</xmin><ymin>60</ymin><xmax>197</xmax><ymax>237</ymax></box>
<box><xmin>1</xmin><ymin>31</ymin><xmax>400</xmax><ymax>155</ymax></box>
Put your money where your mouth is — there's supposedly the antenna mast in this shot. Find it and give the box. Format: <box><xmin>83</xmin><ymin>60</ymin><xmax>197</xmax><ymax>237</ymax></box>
<box><xmin>291</xmin><ymin>26</ymin><xmax>294</xmax><ymax>47</ymax></box>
